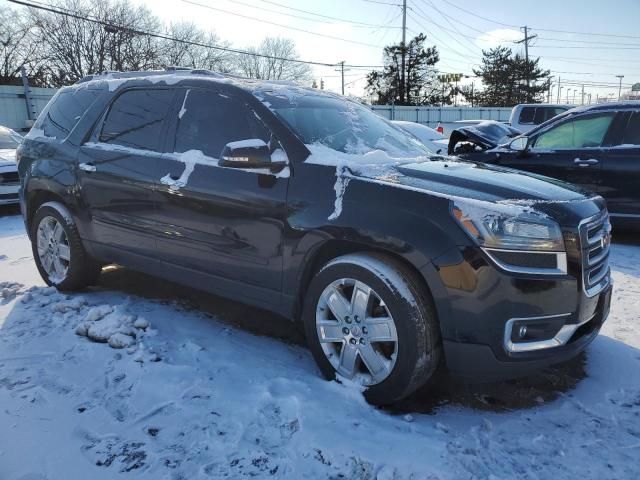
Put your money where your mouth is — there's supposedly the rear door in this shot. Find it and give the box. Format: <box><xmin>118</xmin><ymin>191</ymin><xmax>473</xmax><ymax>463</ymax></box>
<box><xmin>497</xmin><ymin>111</ymin><xmax>617</xmax><ymax>196</ymax></box>
<box><xmin>77</xmin><ymin>88</ymin><xmax>176</xmax><ymax>257</ymax></box>
<box><xmin>152</xmin><ymin>87</ymin><xmax>290</xmax><ymax>305</ymax></box>
<box><xmin>599</xmin><ymin>110</ymin><xmax>640</xmax><ymax>217</ymax></box>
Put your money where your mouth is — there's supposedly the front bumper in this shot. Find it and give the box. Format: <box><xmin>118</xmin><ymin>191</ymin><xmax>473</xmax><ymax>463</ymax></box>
<box><xmin>443</xmin><ymin>282</ymin><xmax>611</xmax><ymax>381</ymax></box>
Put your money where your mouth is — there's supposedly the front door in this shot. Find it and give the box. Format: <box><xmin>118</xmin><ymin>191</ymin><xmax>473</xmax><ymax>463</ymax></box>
<box><xmin>77</xmin><ymin>88</ymin><xmax>175</xmax><ymax>257</ymax></box>
<box><xmin>497</xmin><ymin>111</ymin><xmax>618</xmax><ymax>198</ymax></box>
<box><xmin>152</xmin><ymin>87</ymin><xmax>289</xmax><ymax>305</ymax></box>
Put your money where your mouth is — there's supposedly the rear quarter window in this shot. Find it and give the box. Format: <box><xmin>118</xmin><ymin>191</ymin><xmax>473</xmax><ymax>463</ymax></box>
<box><xmin>518</xmin><ymin>107</ymin><xmax>536</xmax><ymax>124</ymax></box>
<box><xmin>37</xmin><ymin>88</ymin><xmax>101</xmax><ymax>139</ymax></box>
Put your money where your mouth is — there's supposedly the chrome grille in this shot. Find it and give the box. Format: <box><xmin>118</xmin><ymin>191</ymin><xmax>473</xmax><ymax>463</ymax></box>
<box><xmin>0</xmin><ymin>171</ymin><xmax>20</xmax><ymax>185</ymax></box>
<box><xmin>579</xmin><ymin>211</ymin><xmax>611</xmax><ymax>297</ymax></box>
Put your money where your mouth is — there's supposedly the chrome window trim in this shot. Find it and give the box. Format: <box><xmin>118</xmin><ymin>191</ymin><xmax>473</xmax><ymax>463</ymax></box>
<box><xmin>503</xmin><ymin>312</ymin><xmax>593</xmax><ymax>353</ymax></box>
<box><xmin>482</xmin><ymin>248</ymin><xmax>568</xmax><ymax>276</ymax></box>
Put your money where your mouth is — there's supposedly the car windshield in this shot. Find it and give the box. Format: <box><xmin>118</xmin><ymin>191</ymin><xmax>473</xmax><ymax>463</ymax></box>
<box><xmin>257</xmin><ymin>91</ymin><xmax>430</xmax><ymax>158</ymax></box>
<box><xmin>0</xmin><ymin>128</ymin><xmax>22</xmax><ymax>149</ymax></box>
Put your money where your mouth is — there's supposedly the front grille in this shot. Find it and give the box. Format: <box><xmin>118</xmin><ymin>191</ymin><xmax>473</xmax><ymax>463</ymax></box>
<box><xmin>579</xmin><ymin>210</ymin><xmax>611</xmax><ymax>296</ymax></box>
<box><xmin>0</xmin><ymin>171</ymin><xmax>19</xmax><ymax>185</ymax></box>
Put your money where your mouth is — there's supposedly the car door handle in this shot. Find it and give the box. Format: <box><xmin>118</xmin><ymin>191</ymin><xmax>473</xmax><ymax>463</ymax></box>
<box><xmin>574</xmin><ymin>158</ymin><xmax>599</xmax><ymax>167</ymax></box>
<box><xmin>79</xmin><ymin>162</ymin><xmax>97</xmax><ymax>172</ymax></box>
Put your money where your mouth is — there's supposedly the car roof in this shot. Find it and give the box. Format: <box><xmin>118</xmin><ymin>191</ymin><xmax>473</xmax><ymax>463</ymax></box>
<box><xmin>74</xmin><ymin>68</ymin><xmax>340</xmax><ymax>102</ymax></box>
<box><xmin>567</xmin><ymin>101</ymin><xmax>640</xmax><ymax>114</ymax></box>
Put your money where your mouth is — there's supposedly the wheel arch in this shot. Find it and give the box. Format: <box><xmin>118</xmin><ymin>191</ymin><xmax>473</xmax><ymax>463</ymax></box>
<box><xmin>291</xmin><ymin>238</ymin><xmax>449</xmax><ymax>338</ymax></box>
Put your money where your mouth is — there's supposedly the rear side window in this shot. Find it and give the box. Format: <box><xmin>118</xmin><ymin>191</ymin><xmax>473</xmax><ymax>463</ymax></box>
<box><xmin>174</xmin><ymin>89</ymin><xmax>270</xmax><ymax>157</ymax></box>
<box><xmin>100</xmin><ymin>89</ymin><xmax>174</xmax><ymax>150</ymax></box>
<box><xmin>622</xmin><ymin>112</ymin><xmax>640</xmax><ymax>146</ymax></box>
<box><xmin>38</xmin><ymin>88</ymin><xmax>101</xmax><ymax>139</ymax></box>
<box><xmin>518</xmin><ymin>107</ymin><xmax>535</xmax><ymax>124</ymax></box>
<box><xmin>535</xmin><ymin>113</ymin><xmax>616</xmax><ymax>149</ymax></box>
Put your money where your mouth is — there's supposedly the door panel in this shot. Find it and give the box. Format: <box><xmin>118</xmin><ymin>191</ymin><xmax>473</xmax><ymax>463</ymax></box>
<box><xmin>153</xmin><ymin>87</ymin><xmax>289</xmax><ymax>302</ymax></box>
<box><xmin>77</xmin><ymin>88</ymin><xmax>175</xmax><ymax>257</ymax></box>
<box><xmin>77</xmin><ymin>145</ymin><xmax>162</xmax><ymax>255</ymax></box>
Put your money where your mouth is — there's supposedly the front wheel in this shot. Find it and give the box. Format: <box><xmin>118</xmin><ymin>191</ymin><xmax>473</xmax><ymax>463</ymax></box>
<box><xmin>30</xmin><ymin>202</ymin><xmax>101</xmax><ymax>291</ymax></box>
<box><xmin>302</xmin><ymin>253</ymin><xmax>441</xmax><ymax>405</ymax></box>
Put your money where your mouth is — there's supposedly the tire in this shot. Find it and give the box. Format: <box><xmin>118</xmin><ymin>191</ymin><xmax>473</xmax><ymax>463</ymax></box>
<box><xmin>30</xmin><ymin>202</ymin><xmax>102</xmax><ymax>291</ymax></box>
<box><xmin>302</xmin><ymin>252</ymin><xmax>441</xmax><ymax>405</ymax></box>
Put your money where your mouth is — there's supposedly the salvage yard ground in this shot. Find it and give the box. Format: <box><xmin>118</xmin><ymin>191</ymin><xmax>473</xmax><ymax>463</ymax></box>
<box><xmin>0</xmin><ymin>205</ymin><xmax>639</xmax><ymax>480</ymax></box>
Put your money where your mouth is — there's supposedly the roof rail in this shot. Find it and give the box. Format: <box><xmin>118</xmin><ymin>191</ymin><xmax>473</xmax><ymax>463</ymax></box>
<box><xmin>75</xmin><ymin>68</ymin><xmax>227</xmax><ymax>84</ymax></box>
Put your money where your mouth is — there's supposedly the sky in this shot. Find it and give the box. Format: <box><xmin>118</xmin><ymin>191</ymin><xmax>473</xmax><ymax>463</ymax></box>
<box><xmin>38</xmin><ymin>0</ymin><xmax>640</xmax><ymax>102</ymax></box>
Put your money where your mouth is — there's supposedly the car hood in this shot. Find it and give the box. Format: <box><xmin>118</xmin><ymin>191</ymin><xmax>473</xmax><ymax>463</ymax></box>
<box><xmin>353</xmin><ymin>157</ymin><xmax>590</xmax><ymax>206</ymax></box>
<box><xmin>448</xmin><ymin>121</ymin><xmax>522</xmax><ymax>155</ymax></box>
<box><xmin>0</xmin><ymin>148</ymin><xmax>17</xmax><ymax>167</ymax></box>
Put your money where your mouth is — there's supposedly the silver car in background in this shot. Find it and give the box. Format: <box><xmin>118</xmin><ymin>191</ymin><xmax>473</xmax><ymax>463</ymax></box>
<box><xmin>0</xmin><ymin>126</ymin><xmax>22</xmax><ymax>205</ymax></box>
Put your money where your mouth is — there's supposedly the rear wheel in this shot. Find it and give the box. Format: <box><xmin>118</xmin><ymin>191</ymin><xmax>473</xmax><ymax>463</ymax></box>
<box><xmin>303</xmin><ymin>252</ymin><xmax>441</xmax><ymax>405</ymax></box>
<box><xmin>30</xmin><ymin>203</ymin><xmax>101</xmax><ymax>291</ymax></box>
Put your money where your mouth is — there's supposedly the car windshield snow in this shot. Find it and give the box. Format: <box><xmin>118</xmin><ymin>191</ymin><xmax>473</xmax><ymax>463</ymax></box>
<box><xmin>262</xmin><ymin>92</ymin><xmax>430</xmax><ymax>157</ymax></box>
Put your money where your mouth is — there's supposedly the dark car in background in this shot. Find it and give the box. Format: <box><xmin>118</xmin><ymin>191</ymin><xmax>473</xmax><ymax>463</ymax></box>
<box><xmin>450</xmin><ymin>102</ymin><xmax>640</xmax><ymax>229</ymax></box>
<box><xmin>18</xmin><ymin>70</ymin><xmax>612</xmax><ymax>404</ymax></box>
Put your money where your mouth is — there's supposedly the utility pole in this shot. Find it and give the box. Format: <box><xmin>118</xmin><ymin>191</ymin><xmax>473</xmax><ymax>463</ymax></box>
<box><xmin>547</xmin><ymin>76</ymin><xmax>553</xmax><ymax>103</ymax></box>
<box><xmin>556</xmin><ymin>76</ymin><xmax>561</xmax><ymax>103</ymax></box>
<box><xmin>581</xmin><ymin>84</ymin><xmax>585</xmax><ymax>105</ymax></box>
<box><xmin>616</xmin><ymin>74</ymin><xmax>625</xmax><ymax>100</ymax></box>
<box><xmin>401</xmin><ymin>0</ymin><xmax>407</xmax><ymax>104</ymax></box>
<box><xmin>515</xmin><ymin>26</ymin><xmax>537</xmax><ymax>100</ymax></box>
<box><xmin>336</xmin><ymin>61</ymin><xmax>347</xmax><ymax>95</ymax></box>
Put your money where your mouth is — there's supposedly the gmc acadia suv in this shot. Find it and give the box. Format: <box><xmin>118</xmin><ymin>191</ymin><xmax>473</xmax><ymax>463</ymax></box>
<box><xmin>17</xmin><ymin>69</ymin><xmax>613</xmax><ymax>405</ymax></box>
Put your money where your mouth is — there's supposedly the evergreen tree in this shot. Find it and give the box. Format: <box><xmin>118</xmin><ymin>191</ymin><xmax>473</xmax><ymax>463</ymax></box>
<box><xmin>471</xmin><ymin>46</ymin><xmax>550</xmax><ymax>107</ymax></box>
<box><xmin>365</xmin><ymin>33</ymin><xmax>440</xmax><ymax>106</ymax></box>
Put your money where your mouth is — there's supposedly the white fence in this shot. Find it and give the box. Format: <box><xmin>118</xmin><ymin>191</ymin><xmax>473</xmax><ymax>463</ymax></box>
<box><xmin>0</xmin><ymin>85</ymin><xmax>56</xmax><ymax>132</ymax></box>
<box><xmin>370</xmin><ymin>105</ymin><xmax>513</xmax><ymax>135</ymax></box>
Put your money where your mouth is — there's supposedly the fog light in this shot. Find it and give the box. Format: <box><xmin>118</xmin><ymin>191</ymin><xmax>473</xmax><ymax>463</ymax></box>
<box><xmin>518</xmin><ymin>325</ymin><xmax>528</xmax><ymax>338</ymax></box>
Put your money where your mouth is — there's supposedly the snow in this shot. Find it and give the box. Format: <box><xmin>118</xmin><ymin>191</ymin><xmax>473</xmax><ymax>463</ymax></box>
<box><xmin>225</xmin><ymin>138</ymin><xmax>268</xmax><ymax>149</ymax></box>
<box><xmin>178</xmin><ymin>89</ymin><xmax>190</xmax><ymax>119</ymax></box>
<box><xmin>1</xmin><ymin>211</ymin><xmax>640</xmax><ymax>479</ymax></box>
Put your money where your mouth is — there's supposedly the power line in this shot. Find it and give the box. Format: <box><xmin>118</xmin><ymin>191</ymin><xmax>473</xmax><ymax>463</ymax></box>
<box><xmin>7</xmin><ymin>0</ymin><xmax>368</xmax><ymax>69</ymax></box>
<box><xmin>179</xmin><ymin>0</ymin><xmax>384</xmax><ymax>49</ymax></box>
<box><xmin>253</xmin><ymin>0</ymin><xmax>402</xmax><ymax>28</ymax></box>
<box><xmin>439</xmin><ymin>0</ymin><xmax>640</xmax><ymax>41</ymax></box>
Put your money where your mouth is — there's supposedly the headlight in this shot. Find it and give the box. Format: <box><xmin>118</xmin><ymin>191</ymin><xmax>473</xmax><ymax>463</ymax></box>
<box><xmin>452</xmin><ymin>199</ymin><xmax>565</xmax><ymax>252</ymax></box>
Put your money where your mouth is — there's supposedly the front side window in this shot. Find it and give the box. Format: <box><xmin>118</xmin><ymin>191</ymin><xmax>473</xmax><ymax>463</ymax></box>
<box><xmin>534</xmin><ymin>113</ymin><xmax>615</xmax><ymax>150</ymax></box>
<box><xmin>38</xmin><ymin>88</ymin><xmax>101</xmax><ymax>139</ymax></box>
<box><xmin>257</xmin><ymin>90</ymin><xmax>429</xmax><ymax>158</ymax></box>
<box><xmin>174</xmin><ymin>89</ymin><xmax>270</xmax><ymax>157</ymax></box>
<box><xmin>100</xmin><ymin>89</ymin><xmax>174</xmax><ymax>151</ymax></box>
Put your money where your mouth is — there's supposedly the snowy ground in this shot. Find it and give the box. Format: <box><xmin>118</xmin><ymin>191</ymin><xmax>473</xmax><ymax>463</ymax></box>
<box><xmin>1</xmin><ymin>205</ymin><xmax>639</xmax><ymax>480</ymax></box>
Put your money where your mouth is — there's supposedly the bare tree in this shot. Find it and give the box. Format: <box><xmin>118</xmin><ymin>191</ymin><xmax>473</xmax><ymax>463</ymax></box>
<box><xmin>28</xmin><ymin>0</ymin><xmax>161</xmax><ymax>86</ymax></box>
<box><xmin>235</xmin><ymin>37</ymin><xmax>311</xmax><ymax>82</ymax></box>
<box><xmin>159</xmin><ymin>22</ymin><xmax>233</xmax><ymax>72</ymax></box>
<box><xmin>0</xmin><ymin>6</ymin><xmax>45</xmax><ymax>85</ymax></box>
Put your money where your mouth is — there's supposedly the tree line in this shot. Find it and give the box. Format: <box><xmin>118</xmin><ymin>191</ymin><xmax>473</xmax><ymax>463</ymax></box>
<box><xmin>0</xmin><ymin>0</ymin><xmax>311</xmax><ymax>87</ymax></box>
<box><xmin>365</xmin><ymin>35</ymin><xmax>550</xmax><ymax>107</ymax></box>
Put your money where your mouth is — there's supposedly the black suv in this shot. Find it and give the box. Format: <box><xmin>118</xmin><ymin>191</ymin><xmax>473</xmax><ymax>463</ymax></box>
<box><xmin>18</xmin><ymin>70</ymin><xmax>612</xmax><ymax>405</ymax></box>
<box><xmin>449</xmin><ymin>102</ymin><xmax>640</xmax><ymax>229</ymax></box>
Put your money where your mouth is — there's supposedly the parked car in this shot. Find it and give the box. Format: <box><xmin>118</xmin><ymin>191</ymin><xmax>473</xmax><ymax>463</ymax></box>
<box><xmin>450</xmin><ymin>102</ymin><xmax>640</xmax><ymax>229</ymax></box>
<box><xmin>0</xmin><ymin>125</ymin><xmax>22</xmax><ymax>206</ymax></box>
<box><xmin>391</xmin><ymin>120</ymin><xmax>449</xmax><ymax>153</ymax></box>
<box><xmin>509</xmin><ymin>104</ymin><xmax>572</xmax><ymax>133</ymax></box>
<box><xmin>18</xmin><ymin>70</ymin><xmax>612</xmax><ymax>405</ymax></box>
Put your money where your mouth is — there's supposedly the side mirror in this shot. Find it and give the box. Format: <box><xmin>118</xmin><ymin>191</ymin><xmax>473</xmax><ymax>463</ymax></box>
<box><xmin>508</xmin><ymin>136</ymin><xmax>529</xmax><ymax>152</ymax></box>
<box><xmin>219</xmin><ymin>139</ymin><xmax>286</xmax><ymax>172</ymax></box>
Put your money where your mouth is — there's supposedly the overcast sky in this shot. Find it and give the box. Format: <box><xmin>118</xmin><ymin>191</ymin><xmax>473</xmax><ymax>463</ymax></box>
<box><xmin>128</xmin><ymin>0</ymin><xmax>640</xmax><ymax>101</ymax></box>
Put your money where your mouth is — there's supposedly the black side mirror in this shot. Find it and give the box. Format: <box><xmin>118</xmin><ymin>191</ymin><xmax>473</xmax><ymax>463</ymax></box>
<box><xmin>219</xmin><ymin>139</ymin><xmax>286</xmax><ymax>172</ymax></box>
